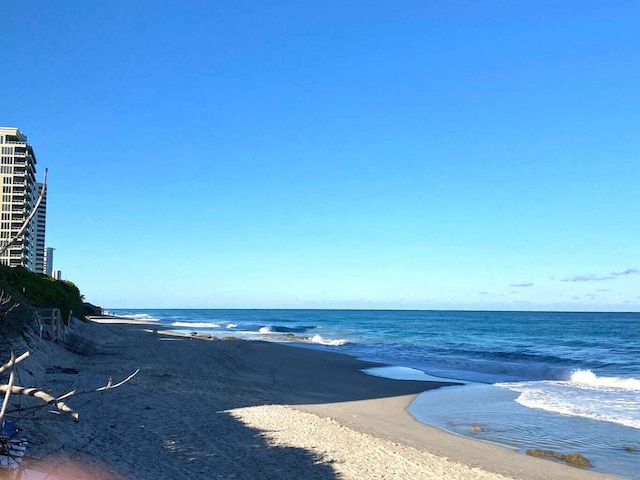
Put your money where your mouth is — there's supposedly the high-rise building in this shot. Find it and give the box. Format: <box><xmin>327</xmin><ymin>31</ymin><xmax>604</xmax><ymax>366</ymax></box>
<box><xmin>34</xmin><ymin>182</ymin><xmax>47</xmax><ymax>273</ymax></box>
<box><xmin>0</xmin><ymin>127</ymin><xmax>43</xmax><ymax>271</ymax></box>
<box><xmin>44</xmin><ymin>247</ymin><xmax>55</xmax><ymax>276</ymax></box>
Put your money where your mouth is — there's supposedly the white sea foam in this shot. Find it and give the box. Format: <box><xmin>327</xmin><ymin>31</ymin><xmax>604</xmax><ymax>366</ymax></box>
<box><xmin>226</xmin><ymin>323</ymin><xmax>238</xmax><ymax>329</ymax></box>
<box><xmin>569</xmin><ymin>369</ymin><xmax>640</xmax><ymax>391</ymax></box>
<box><xmin>309</xmin><ymin>334</ymin><xmax>349</xmax><ymax>346</ymax></box>
<box><xmin>259</xmin><ymin>326</ymin><xmax>273</xmax><ymax>334</ymax></box>
<box><xmin>497</xmin><ymin>370</ymin><xmax>640</xmax><ymax>429</ymax></box>
<box><xmin>364</xmin><ymin>366</ymin><xmax>459</xmax><ymax>382</ymax></box>
<box><xmin>171</xmin><ymin>322</ymin><xmax>221</xmax><ymax>328</ymax></box>
<box><xmin>119</xmin><ymin>313</ymin><xmax>159</xmax><ymax>321</ymax></box>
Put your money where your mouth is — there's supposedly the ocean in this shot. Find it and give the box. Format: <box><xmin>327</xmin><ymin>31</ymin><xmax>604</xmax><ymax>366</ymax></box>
<box><xmin>108</xmin><ymin>309</ymin><xmax>639</xmax><ymax>479</ymax></box>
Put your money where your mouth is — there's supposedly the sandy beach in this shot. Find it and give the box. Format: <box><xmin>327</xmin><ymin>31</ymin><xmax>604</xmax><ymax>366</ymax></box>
<box><xmin>6</xmin><ymin>317</ymin><xmax>623</xmax><ymax>480</ymax></box>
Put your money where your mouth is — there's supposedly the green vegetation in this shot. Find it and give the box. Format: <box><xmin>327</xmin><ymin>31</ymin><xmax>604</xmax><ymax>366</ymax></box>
<box><xmin>0</xmin><ymin>265</ymin><xmax>85</xmax><ymax>333</ymax></box>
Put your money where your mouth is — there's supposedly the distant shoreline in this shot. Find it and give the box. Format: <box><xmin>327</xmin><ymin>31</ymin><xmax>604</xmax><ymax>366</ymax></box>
<box><xmin>105</xmin><ymin>307</ymin><xmax>640</xmax><ymax>314</ymax></box>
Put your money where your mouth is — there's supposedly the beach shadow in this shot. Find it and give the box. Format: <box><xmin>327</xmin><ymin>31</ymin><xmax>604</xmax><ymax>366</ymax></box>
<box><xmin>80</xmin><ymin>385</ymin><xmax>339</xmax><ymax>479</ymax></box>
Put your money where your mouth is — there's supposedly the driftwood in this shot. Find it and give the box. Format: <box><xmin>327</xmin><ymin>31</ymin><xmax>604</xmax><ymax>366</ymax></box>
<box><xmin>0</xmin><ymin>351</ymin><xmax>139</xmax><ymax>422</ymax></box>
<box><xmin>0</xmin><ymin>385</ymin><xmax>79</xmax><ymax>421</ymax></box>
<box><xmin>0</xmin><ymin>352</ymin><xmax>29</xmax><ymax>375</ymax></box>
<box><xmin>0</xmin><ymin>353</ymin><xmax>15</xmax><ymax>422</ymax></box>
<box><xmin>0</xmin><ymin>347</ymin><xmax>138</xmax><ymax>475</ymax></box>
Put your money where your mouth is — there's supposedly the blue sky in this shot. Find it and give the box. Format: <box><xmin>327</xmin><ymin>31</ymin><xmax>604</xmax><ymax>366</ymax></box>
<box><xmin>2</xmin><ymin>1</ymin><xmax>639</xmax><ymax>310</ymax></box>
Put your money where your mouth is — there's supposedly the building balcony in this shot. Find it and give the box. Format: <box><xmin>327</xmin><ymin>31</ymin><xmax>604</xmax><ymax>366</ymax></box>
<box><xmin>12</xmin><ymin>159</ymin><xmax>32</xmax><ymax>169</ymax></box>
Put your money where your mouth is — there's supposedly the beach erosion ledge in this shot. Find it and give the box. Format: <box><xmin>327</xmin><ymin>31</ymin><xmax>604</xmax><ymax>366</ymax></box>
<box><xmin>14</xmin><ymin>317</ymin><xmax>622</xmax><ymax>480</ymax></box>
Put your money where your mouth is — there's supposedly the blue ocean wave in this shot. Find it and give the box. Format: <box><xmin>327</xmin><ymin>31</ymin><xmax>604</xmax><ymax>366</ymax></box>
<box><xmin>258</xmin><ymin>325</ymin><xmax>318</xmax><ymax>334</ymax></box>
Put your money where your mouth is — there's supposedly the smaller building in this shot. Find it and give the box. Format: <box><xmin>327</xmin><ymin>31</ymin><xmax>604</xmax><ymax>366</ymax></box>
<box><xmin>35</xmin><ymin>183</ymin><xmax>47</xmax><ymax>273</ymax></box>
<box><xmin>44</xmin><ymin>247</ymin><xmax>55</xmax><ymax>276</ymax></box>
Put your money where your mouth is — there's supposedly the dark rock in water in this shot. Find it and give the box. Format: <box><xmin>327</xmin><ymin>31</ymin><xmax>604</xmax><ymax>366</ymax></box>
<box><xmin>525</xmin><ymin>449</ymin><xmax>591</xmax><ymax>468</ymax></box>
<box><xmin>623</xmin><ymin>446</ymin><xmax>638</xmax><ymax>453</ymax></box>
<box><xmin>563</xmin><ymin>453</ymin><xmax>591</xmax><ymax>468</ymax></box>
<box><xmin>526</xmin><ymin>449</ymin><xmax>553</xmax><ymax>459</ymax></box>
<box><xmin>222</xmin><ymin>336</ymin><xmax>241</xmax><ymax>341</ymax></box>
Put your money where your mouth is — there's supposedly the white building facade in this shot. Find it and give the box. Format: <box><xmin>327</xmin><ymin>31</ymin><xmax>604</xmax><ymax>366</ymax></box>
<box><xmin>44</xmin><ymin>247</ymin><xmax>55</xmax><ymax>276</ymax></box>
<box><xmin>0</xmin><ymin>127</ymin><xmax>44</xmax><ymax>271</ymax></box>
<box><xmin>34</xmin><ymin>182</ymin><xmax>47</xmax><ymax>272</ymax></box>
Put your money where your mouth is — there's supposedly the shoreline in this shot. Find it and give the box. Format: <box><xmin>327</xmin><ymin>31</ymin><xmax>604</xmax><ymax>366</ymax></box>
<box><xmin>11</xmin><ymin>317</ymin><xmax>623</xmax><ymax>479</ymax></box>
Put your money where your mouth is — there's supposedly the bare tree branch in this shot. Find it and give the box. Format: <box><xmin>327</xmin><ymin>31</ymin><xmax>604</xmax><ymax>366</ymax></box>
<box><xmin>0</xmin><ymin>351</ymin><xmax>30</xmax><ymax>375</ymax></box>
<box><xmin>0</xmin><ymin>292</ymin><xmax>19</xmax><ymax>321</ymax></box>
<box><xmin>0</xmin><ymin>352</ymin><xmax>15</xmax><ymax>423</ymax></box>
<box><xmin>96</xmin><ymin>369</ymin><xmax>139</xmax><ymax>391</ymax></box>
<box><xmin>0</xmin><ymin>385</ymin><xmax>79</xmax><ymax>421</ymax></box>
<box><xmin>1</xmin><ymin>358</ymin><xmax>139</xmax><ymax>422</ymax></box>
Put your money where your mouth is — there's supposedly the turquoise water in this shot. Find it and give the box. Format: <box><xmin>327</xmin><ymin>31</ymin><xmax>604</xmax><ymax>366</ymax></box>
<box><xmin>110</xmin><ymin>309</ymin><xmax>640</xmax><ymax>478</ymax></box>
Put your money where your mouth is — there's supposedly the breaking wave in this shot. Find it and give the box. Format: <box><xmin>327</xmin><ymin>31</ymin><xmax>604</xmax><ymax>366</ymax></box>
<box><xmin>172</xmin><ymin>321</ymin><xmax>222</xmax><ymax>329</ymax></box>
<box><xmin>309</xmin><ymin>335</ymin><xmax>350</xmax><ymax>346</ymax></box>
<box><xmin>497</xmin><ymin>370</ymin><xmax>640</xmax><ymax>429</ymax></box>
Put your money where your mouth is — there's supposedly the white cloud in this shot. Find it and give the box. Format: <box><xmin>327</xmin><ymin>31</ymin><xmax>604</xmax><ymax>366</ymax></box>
<box><xmin>560</xmin><ymin>274</ymin><xmax>615</xmax><ymax>282</ymax></box>
<box><xmin>612</xmin><ymin>268</ymin><xmax>639</xmax><ymax>276</ymax></box>
<box><xmin>510</xmin><ymin>282</ymin><xmax>534</xmax><ymax>287</ymax></box>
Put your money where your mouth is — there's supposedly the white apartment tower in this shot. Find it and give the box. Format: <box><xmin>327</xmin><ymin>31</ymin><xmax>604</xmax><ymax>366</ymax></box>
<box><xmin>44</xmin><ymin>247</ymin><xmax>55</xmax><ymax>276</ymax></box>
<box><xmin>0</xmin><ymin>127</ymin><xmax>43</xmax><ymax>271</ymax></box>
<box><xmin>34</xmin><ymin>182</ymin><xmax>47</xmax><ymax>272</ymax></box>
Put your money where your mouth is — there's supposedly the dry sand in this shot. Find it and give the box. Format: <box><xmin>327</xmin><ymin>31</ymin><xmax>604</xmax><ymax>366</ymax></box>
<box><xmin>3</xmin><ymin>317</ymin><xmax>623</xmax><ymax>479</ymax></box>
